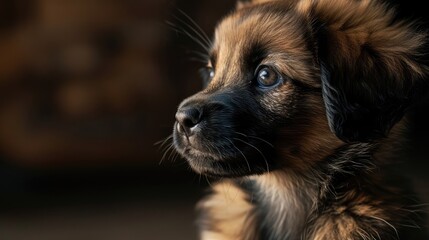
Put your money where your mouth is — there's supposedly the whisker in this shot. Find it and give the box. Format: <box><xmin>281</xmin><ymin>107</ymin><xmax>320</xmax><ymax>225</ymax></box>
<box><xmin>189</xmin><ymin>57</ymin><xmax>210</xmax><ymax>64</ymax></box>
<box><xmin>160</xmin><ymin>143</ymin><xmax>175</xmax><ymax>165</ymax></box>
<box><xmin>172</xmin><ymin>13</ymin><xmax>212</xmax><ymax>50</ymax></box>
<box><xmin>205</xmin><ymin>175</ymin><xmax>213</xmax><ymax>187</ymax></box>
<box><xmin>234</xmin><ymin>138</ymin><xmax>270</xmax><ymax>173</ymax></box>
<box><xmin>204</xmin><ymin>140</ymin><xmax>223</xmax><ymax>159</ymax></box>
<box><xmin>177</xmin><ymin>9</ymin><xmax>212</xmax><ymax>48</ymax></box>
<box><xmin>168</xmin><ymin>145</ymin><xmax>178</xmax><ymax>161</ymax></box>
<box><xmin>171</xmin><ymin>151</ymin><xmax>180</xmax><ymax>163</ymax></box>
<box><xmin>187</xmin><ymin>50</ymin><xmax>209</xmax><ymax>60</ymax></box>
<box><xmin>154</xmin><ymin>134</ymin><xmax>173</xmax><ymax>149</ymax></box>
<box><xmin>225</xmin><ymin>138</ymin><xmax>251</xmax><ymax>172</ymax></box>
<box><xmin>159</xmin><ymin>138</ymin><xmax>174</xmax><ymax>155</ymax></box>
<box><xmin>166</xmin><ymin>21</ymin><xmax>210</xmax><ymax>53</ymax></box>
<box><xmin>235</xmin><ymin>131</ymin><xmax>274</xmax><ymax>148</ymax></box>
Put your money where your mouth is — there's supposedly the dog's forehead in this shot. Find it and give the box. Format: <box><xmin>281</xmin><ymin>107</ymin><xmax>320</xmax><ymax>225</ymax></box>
<box><xmin>208</xmin><ymin>5</ymin><xmax>316</xmax><ymax>87</ymax></box>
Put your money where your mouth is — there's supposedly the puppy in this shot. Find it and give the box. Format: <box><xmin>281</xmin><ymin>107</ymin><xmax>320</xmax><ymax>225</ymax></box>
<box><xmin>172</xmin><ymin>0</ymin><xmax>429</xmax><ymax>239</ymax></box>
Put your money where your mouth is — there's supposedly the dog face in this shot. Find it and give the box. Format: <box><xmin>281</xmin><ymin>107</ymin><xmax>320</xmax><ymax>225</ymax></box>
<box><xmin>173</xmin><ymin>0</ymin><xmax>428</xmax><ymax>177</ymax></box>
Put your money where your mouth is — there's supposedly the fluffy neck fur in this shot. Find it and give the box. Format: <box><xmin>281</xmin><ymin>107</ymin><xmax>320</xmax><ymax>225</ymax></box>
<box><xmin>250</xmin><ymin>170</ymin><xmax>318</xmax><ymax>239</ymax></box>
<box><xmin>244</xmin><ymin>142</ymin><xmax>377</xmax><ymax>239</ymax></box>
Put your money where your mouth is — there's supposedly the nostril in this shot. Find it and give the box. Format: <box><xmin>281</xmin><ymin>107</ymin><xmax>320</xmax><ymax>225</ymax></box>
<box><xmin>175</xmin><ymin>107</ymin><xmax>202</xmax><ymax>135</ymax></box>
<box><xmin>184</xmin><ymin>108</ymin><xmax>202</xmax><ymax>127</ymax></box>
<box><xmin>183</xmin><ymin>118</ymin><xmax>196</xmax><ymax>128</ymax></box>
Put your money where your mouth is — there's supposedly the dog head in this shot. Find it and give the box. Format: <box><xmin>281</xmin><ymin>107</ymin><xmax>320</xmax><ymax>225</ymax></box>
<box><xmin>173</xmin><ymin>0</ymin><xmax>428</xmax><ymax>177</ymax></box>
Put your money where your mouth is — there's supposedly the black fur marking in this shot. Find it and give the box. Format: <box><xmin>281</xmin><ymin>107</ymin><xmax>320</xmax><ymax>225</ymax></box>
<box><xmin>320</xmin><ymin>62</ymin><xmax>412</xmax><ymax>142</ymax></box>
<box><xmin>313</xmin><ymin>9</ymin><xmax>428</xmax><ymax>142</ymax></box>
<box><xmin>244</xmin><ymin>44</ymin><xmax>268</xmax><ymax>74</ymax></box>
<box><xmin>234</xmin><ymin>179</ymin><xmax>273</xmax><ymax>240</ymax></box>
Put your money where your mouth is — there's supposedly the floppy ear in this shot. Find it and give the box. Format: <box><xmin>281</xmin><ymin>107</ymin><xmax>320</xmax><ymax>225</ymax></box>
<box><xmin>308</xmin><ymin>0</ymin><xmax>429</xmax><ymax>142</ymax></box>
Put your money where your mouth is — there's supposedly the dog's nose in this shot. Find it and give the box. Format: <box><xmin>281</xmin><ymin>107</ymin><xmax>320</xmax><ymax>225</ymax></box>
<box><xmin>175</xmin><ymin>107</ymin><xmax>202</xmax><ymax>136</ymax></box>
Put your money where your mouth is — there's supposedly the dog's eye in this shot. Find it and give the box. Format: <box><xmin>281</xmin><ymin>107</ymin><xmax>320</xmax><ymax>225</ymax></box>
<box><xmin>199</xmin><ymin>67</ymin><xmax>215</xmax><ymax>88</ymax></box>
<box><xmin>208</xmin><ymin>67</ymin><xmax>215</xmax><ymax>78</ymax></box>
<box><xmin>256</xmin><ymin>66</ymin><xmax>282</xmax><ymax>88</ymax></box>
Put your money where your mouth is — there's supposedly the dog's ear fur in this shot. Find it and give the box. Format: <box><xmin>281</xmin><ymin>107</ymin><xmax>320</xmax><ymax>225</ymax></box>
<box><xmin>300</xmin><ymin>0</ymin><xmax>429</xmax><ymax>142</ymax></box>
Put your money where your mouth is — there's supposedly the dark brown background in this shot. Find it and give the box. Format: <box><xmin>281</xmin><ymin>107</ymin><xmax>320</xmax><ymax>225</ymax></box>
<box><xmin>0</xmin><ymin>0</ymin><xmax>428</xmax><ymax>239</ymax></box>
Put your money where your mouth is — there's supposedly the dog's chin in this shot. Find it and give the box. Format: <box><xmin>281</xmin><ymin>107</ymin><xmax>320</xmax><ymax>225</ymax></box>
<box><xmin>173</xmin><ymin>122</ymin><xmax>276</xmax><ymax>177</ymax></box>
<box><xmin>175</xmin><ymin>144</ymin><xmax>274</xmax><ymax>178</ymax></box>
<box><xmin>184</xmin><ymin>152</ymin><xmax>268</xmax><ymax>178</ymax></box>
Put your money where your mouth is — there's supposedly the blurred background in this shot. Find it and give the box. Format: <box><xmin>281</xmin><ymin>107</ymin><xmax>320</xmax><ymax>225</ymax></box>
<box><xmin>0</xmin><ymin>0</ymin><xmax>427</xmax><ymax>239</ymax></box>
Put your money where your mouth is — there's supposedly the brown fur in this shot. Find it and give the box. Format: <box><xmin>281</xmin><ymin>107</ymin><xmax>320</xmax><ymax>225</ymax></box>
<box><xmin>172</xmin><ymin>0</ymin><xmax>429</xmax><ymax>239</ymax></box>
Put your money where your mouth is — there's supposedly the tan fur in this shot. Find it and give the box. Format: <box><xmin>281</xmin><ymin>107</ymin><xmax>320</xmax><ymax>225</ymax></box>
<box><xmin>237</xmin><ymin>0</ymin><xmax>281</xmax><ymax>10</ymax></box>
<box><xmin>198</xmin><ymin>181</ymin><xmax>256</xmax><ymax>240</ymax></box>
<box><xmin>306</xmin><ymin>195</ymin><xmax>400</xmax><ymax>240</ymax></box>
<box><xmin>275</xmin><ymin>95</ymin><xmax>343</xmax><ymax>171</ymax></box>
<box><xmin>184</xmin><ymin>0</ymin><xmax>428</xmax><ymax>239</ymax></box>
<box><xmin>296</xmin><ymin>0</ymin><xmax>429</xmax><ymax>78</ymax></box>
<box><xmin>210</xmin><ymin>7</ymin><xmax>319</xmax><ymax>89</ymax></box>
<box><xmin>249</xmin><ymin>171</ymin><xmax>319</xmax><ymax>239</ymax></box>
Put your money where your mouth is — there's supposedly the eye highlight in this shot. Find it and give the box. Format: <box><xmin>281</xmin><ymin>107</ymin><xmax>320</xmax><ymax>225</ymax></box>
<box><xmin>208</xmin><ymin>67</ymin><xmax>215</xmax><ymax>79</ymax></box>
<box><xmin>199</xmin><ymin>66</ymin><xmax>215</xmax><ymax>88</ymax></box>
<box><xmin>255</xmin><ymin>66</ymin><xmax>282</xmax><ymax>88</ymax></box>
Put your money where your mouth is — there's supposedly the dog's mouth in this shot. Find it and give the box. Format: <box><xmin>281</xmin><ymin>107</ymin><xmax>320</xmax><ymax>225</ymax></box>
<box><xmin>173</xmin><ymin>121</ymin><xmax>275</xmax><ymax>177</ymax></box>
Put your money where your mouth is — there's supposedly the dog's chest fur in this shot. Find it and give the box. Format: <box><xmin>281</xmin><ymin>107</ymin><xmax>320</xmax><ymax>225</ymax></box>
<box><xmin>197</xmin><ymin>143</ymin><xmax>427</xmax><ymax>240</ymax></box>
<box><xmin>244</xmin><ymin>171</ymin><xmax>319</xmax><ymax>240</ymax></box>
